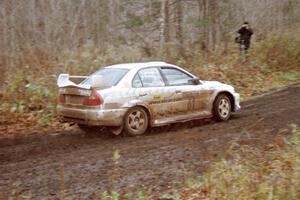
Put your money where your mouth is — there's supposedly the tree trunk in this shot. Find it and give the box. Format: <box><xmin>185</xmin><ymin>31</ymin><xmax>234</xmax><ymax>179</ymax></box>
<box><xmin>160</xmin><ymin>0</ymin><xmax>170</xmax><ymax>60</ymax></box>
<box><xmin>175</xmin><ymin>0</ymin><xmax>184</xmax><ymax>57</ymax></box>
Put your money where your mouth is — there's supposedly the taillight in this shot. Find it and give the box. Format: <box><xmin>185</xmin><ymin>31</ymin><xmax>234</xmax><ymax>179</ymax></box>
<box><xmin>58</xmin><ymin>94</ymin><xmax>65</xmax><ymax>104</ymax></box>
<box><xmin>83</xmin><ymin>90</ymin><xmax>103</xmax><ymax>106</ymax></box>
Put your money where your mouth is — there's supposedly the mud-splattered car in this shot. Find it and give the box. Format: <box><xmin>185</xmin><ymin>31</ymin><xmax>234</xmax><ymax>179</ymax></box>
<box><xmin>57</xmin><ymin>61</ymin><xmax>240</xmax><ymax>136</ymax></box>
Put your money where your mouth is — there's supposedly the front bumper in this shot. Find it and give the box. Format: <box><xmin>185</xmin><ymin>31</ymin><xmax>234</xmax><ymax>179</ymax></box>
<box><xmin>233</xmin><ymin>93</ymin><xmax>241</xmax><ymax>111</ymax></box>
<box><xmin>57</xmin><ymin>105</ymin><xmax>127</xmax><ymax>126</ymax></box>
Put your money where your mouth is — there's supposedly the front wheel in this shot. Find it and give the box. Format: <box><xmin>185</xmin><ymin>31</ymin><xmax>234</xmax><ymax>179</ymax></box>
<box><xmin>124</xmin><ymin>107</ymin><xmax>149</xmax><ymax>136</ymax></box>
<box><xmin>213</xmin><ymin>94</ymin><xmax>232</xmax><ymax>121</ymax></box>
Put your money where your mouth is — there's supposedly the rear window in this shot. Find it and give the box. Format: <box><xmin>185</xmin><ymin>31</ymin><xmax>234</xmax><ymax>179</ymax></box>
<box><xmin>81</xmin><ymin>68</ymin><xmax>129</xmax><ymax>86</ymax></box>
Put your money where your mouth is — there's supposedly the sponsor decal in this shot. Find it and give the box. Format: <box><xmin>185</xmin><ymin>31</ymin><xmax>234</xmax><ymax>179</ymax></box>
<box><xmin>153</xmin><ymin>95</ymin><xmax>162</xmax><ymax>101</ymax></box>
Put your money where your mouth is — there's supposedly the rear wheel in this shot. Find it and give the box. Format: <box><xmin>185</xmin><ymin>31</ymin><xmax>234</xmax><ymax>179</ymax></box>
<box><xmin>213</xmin><ymin>94</ymin><xmax>232</xmax><ymax>121</ymax></box>
<box><xmin>124</xmin><ymin>107</ymin><xmax>149</xmax><ymax>136</ymax></box>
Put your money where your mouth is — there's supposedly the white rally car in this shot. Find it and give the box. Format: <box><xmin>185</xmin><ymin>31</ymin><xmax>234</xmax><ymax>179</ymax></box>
<box><xmin>57</xmin><ymin>61</ymin><xmax>240</xmax><ymax>136</ymax></box>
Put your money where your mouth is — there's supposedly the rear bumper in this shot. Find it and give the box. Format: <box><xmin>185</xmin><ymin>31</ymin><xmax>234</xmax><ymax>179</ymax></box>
<box><xmin>57</xmin><ymin>105</ymin><xmax>127</xmax><ymax>126</ymax></box>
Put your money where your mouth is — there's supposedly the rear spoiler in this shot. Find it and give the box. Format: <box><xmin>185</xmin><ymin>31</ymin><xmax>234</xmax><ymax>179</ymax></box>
<box><xmin>57</xmin><ymin>73</ymin><xmax>110</xmax><ymax>90</ymax></box>
<box><xmin>57</xmin><ymin>74</ymin><xmax>90</xmax><ymax>89</ymax></box>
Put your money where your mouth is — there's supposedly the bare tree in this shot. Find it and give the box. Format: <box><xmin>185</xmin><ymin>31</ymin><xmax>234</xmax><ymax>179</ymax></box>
<box><xmin>0</xmin><ymin>0</ymin><xmax>299</xmax><ymax>77</ymax></box>
<box><xmin>160</xmin><ymin>0</ymin><xmax>170</xmax><ymax>59</ymax></box>
<box><xmin>175</xmin><ymin>0</ymin><xmax>184</xmax><ymax>57</ymax></box>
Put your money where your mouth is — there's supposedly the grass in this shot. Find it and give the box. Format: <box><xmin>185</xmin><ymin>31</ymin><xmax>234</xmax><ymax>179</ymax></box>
<box><xmin>180</xmin><ymin>124</ymin><xmax>300</xmax><ymax>200</ymax></box>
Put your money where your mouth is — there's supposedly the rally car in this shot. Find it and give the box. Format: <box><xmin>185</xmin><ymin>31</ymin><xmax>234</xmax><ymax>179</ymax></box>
<box><xmin>57</xmin><ymin>61</ymin><xmax>240</xmax><ymax>136</ymax></box>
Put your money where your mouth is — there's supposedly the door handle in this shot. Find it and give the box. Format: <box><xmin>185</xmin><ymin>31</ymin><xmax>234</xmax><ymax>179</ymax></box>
<box><xmin>139</xmin><ymin>93</ymin><xmax>147</xmax><ymax>97</ymax></box>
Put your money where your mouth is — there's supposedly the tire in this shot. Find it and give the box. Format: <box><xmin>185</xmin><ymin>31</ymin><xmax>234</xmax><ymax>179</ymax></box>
<box><xmin>213</xmin><ymin>94</ymin><xmax>232</xmax><ymax>121</ymax></box>
<box><xmin>78</xmin><ymin>124</ymin><xmax>103</xmax><ymax>134</ymax></box>
<box><xmin>124</xmin><ymin>107</ymin><xmax>149</xmax><ymax>136</ymax></box>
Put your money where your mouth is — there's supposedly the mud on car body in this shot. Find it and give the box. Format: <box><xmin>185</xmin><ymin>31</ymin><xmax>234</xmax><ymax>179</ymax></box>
<box><xmin>57</xmin><ymin>61</ymin><xmax>240</xmax><ymax>136</ymax></box>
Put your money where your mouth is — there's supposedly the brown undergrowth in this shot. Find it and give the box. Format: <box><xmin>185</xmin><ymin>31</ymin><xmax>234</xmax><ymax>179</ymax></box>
<box><xmin>1</xmin><ymin>31</ymin><xmax>299</xmax><ymax>137</ymax></box>
<box><xmin>180</xmin><ymin>124</ymin><xmax>300</xmax><ymax>200</ymax></box>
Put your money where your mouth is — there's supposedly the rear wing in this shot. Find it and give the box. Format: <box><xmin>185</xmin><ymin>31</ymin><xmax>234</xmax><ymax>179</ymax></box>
<box><xmin>57</xmin><ymin>74</ymin><xmax>90</xmax><ymax>89</ymax></box>
<box><xmin>57</xmin><ymin>73</ymin><xmax>110</xmax><ymax>90</ymax></box>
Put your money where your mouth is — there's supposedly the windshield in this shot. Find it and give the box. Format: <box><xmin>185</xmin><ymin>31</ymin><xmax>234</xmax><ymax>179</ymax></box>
<box><xmin>81</xmin><ymin>68</ymin><xmax>129</xmax><ymax>86</ymax></box>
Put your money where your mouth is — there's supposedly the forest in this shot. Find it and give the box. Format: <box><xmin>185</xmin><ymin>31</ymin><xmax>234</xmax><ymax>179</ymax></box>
<box><xmin>1</xmin><ymin>0</ymin><xmax>300</xmax><ymax>138</ymax></box>
<box><xmin>0</xmin><ymin>0</ymin><xmax>299</xmax><ymax>71</ymax></box>
<box><xmin>0</xmin><ymin>1</ymin><xmax>300</xmax><ymax>199</ymax></box>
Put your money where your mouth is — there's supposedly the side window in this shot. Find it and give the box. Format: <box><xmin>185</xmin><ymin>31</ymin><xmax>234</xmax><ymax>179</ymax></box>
<box><xmin>161</xmin><ymin>67</ymin><xmax>192</xmax><ymax>86</ymax></box>
<box><xmin>132</xmin><ymin>74</ymin><xmax>143</xmax><ymax>88</ymax></box>
<box><xmin>138</xmin><ymin>68</ymin><xmax>165</xmax><ymax>87</ymax></box>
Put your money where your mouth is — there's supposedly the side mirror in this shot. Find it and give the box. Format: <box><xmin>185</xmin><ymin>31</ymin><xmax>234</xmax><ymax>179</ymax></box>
<box><xmin>91</xmin><ymin>75</ymin><xmax>110</xmax><ymax>89</ymax></box>
<box><xmin>188</xmin><ymin>78</ymin><xmax>200</xmax><ymax>85</ymax></box>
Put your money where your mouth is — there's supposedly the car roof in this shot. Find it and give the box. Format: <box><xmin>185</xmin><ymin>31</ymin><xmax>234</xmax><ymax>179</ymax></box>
<box><xmin>105</xmin><ymin>61</ymin><xmax>177</xmax><ymax>70</ymax></box>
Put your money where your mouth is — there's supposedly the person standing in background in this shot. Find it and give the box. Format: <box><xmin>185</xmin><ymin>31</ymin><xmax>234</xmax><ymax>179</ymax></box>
<box><xmin>237</xmin><ymin>22</ymin><xmax>254</xmax><ymax>62</ymax></box>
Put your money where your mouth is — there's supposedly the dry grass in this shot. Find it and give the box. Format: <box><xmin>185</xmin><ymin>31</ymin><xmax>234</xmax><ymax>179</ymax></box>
<box><xmin>181</xmin><ymin>124</ymin><xmax>300</xmax><ymax>200</ymax></box>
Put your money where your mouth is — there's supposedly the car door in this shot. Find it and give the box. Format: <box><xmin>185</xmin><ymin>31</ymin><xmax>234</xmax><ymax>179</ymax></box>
<box><xmin>132</xmin><ymin>67</ymin><xmax>175</xmax><ymax>121</ymax></box>
<box><xmin>160</xmin><ymin>67</ymin><xmax>213</xmax><ymax>117</ymax></box>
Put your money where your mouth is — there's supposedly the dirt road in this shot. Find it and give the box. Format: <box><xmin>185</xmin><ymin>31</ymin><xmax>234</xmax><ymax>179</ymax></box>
<box><xmin>1</xmin><ymin>84</ymin><xmax>300</xmax><ymax>199</ymax></box>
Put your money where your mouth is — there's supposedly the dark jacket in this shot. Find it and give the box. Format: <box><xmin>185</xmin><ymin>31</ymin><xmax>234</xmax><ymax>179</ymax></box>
<box><xmin>238</xmin><ymin>27</ymin><xmax>253</xmax><ymax>42</ymax></box>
